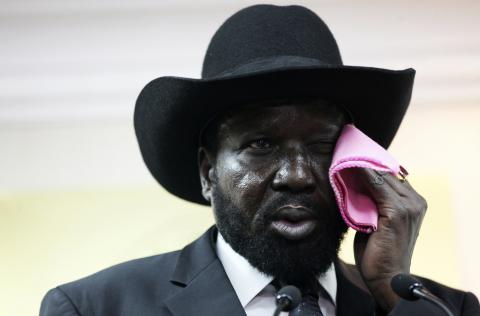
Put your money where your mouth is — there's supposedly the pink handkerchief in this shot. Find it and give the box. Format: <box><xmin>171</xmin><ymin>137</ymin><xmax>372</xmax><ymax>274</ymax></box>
<box><xmin>329</xmin><ymin>124</ymin><xmax>406</xmax><ymax>233</ymax></box>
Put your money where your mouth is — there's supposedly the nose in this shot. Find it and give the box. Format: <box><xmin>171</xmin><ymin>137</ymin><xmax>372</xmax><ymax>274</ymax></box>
<box><xmin>272</xmin><ymin>150</ymin><xmax>316</xmax><ymax>193</ymax></box>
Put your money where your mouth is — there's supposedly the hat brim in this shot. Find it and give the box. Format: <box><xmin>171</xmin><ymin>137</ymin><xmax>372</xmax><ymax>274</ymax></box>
<box><xmin>134</xmin><ymin>65</ymin><xmax>415</xmax><ymax>205</ymax></box>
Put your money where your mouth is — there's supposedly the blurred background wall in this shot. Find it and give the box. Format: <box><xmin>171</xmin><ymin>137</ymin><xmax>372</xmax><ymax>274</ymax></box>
<box><xmin>0</xmin><ymin>0</ymin><xmax>479</xmax><ymax>315</ymax></box>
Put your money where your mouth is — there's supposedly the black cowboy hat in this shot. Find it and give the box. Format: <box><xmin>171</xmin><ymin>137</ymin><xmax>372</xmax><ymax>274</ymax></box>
<box><xmin>134</xmin><ymin>4</ymin><xmax>415</xmax><ymax>205</ymax></box>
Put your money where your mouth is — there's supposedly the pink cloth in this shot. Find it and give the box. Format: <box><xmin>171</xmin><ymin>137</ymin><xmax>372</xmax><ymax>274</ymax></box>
<box><xmin>329</xmin><ymin>124</ymin><xmax>405</xmax><ymax>233</ymax></box>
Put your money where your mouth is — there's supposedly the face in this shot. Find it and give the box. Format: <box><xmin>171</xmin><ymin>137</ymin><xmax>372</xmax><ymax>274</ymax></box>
<box><xmin>199</xmin><ymin>99</ymin><xmax>348</xmax><ymax>288</ymax></box>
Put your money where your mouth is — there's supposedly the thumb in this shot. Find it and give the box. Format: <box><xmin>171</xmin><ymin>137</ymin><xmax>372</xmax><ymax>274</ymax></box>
<box><xmin>354</xmin><ymin>231</ymin><xmax>369</xmax><ymax>266</ymax></box>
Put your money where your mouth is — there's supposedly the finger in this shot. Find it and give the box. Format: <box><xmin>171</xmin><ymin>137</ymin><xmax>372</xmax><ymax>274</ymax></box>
<box><xmin>374</xmin><ymin>171</ymin><xmax>427</xmax><ymax>216</ymax></box>
<box><xmin>356</xmin><ymin>168</ymin><xmax>401</xmax><ymax>200</ymax></box>
<box><xmin>355</xmin><ymin>168</ymin><xmax>406</xmax><ymax>217</ymax></box>
<box><xmin>374</xmin><ymin>170</ymin><xmax>413</xmax><ymax>197</ymax></box>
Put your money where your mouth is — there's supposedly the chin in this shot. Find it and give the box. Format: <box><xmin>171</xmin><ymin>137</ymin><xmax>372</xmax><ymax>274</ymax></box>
<box><xmin>216</xmin><ymin>210</ymin><xmax>347</xmax><ymax>287</ymax></box>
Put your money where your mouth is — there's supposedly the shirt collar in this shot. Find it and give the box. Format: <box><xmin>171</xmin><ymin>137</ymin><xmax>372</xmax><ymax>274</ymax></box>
<box><xmin>216</xmin><ymin>232</ymin><xmax>337</xmax><ymax>307</ymax></box>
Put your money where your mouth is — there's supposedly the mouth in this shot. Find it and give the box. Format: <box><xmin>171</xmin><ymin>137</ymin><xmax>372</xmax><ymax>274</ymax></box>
<box><xmin>269</xmin><ymin>205</ymin><xmax>318</xmax><ymax>240</ymax></box>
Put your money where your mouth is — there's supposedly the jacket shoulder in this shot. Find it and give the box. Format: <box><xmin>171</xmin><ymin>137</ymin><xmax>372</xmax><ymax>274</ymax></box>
<box><xmin>417</xmin><ymin>276</ymin><xmax>480</xmax><ymax>314</ymax></box>
<box><xmin>40</xmin><ymin>250</ymin><xmax>181</xmax><ymax>316</ymax></box>
<box><xmin>339</xmin><ymin>261</ymin><xmax>479</xmax><ymax>315</ymax></box>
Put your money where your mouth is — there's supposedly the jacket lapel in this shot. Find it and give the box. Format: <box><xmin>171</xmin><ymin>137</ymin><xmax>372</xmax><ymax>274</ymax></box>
<box><xmin>164</xmin><ymin>226</ymin><xmax>246</xmax><ymax>316</ymax></box>
<box><xmin>164</xmin><ymin>226</ymin><xmax>377</xmax><ymax>316</ymax></box>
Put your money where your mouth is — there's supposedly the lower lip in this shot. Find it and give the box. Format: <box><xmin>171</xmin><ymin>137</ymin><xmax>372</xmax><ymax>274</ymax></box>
<box><xmin>270</xmin><ymin>219</ymin><xmax>317</xmax><ymax>240</ymax></box>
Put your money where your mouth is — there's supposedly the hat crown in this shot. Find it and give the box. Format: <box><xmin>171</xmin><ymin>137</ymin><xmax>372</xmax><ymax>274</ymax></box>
<box><xmin>135</xmin><ymin>4</ymin><xmax>415</xmax><ymax>205</ymax></box>
<box><xmin>201</xmin><ymin>5</ymin><xmax>343</xmax><ymax>79</ymax></box>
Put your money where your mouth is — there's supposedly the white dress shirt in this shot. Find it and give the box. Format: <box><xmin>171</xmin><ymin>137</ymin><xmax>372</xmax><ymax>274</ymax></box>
<box><xmin>216</xmin><ymin>233</ymin><xmax>337</xmax><ymax>316</ymax></box>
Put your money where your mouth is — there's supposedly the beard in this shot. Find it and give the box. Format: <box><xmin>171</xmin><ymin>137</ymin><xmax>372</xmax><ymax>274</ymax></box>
<box><xmin>212</xmin><ymin>186</ymin><xmax>348</xmax><ymax>290</ymax></box>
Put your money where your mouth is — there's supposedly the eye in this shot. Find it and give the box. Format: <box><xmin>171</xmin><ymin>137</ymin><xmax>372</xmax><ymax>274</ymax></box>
<box><xmin>248</xmin><ymin>139</ymin><xmax>272</xmax><ymax>150</ymax></box>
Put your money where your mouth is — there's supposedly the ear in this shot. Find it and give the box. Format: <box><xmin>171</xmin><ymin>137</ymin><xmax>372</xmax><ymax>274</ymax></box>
<box><xmin>198</xmin><ymin>147</ymin><xmax>215</xmax><ymax>202</ymax></box>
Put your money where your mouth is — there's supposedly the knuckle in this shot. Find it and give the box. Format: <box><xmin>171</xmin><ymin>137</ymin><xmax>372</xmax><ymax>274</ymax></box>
<box><xmin>411</xmin><ymin>208</ymin><xmax>424</xmax><ymax>219</ymax></box>
<box><xmin>418</xmin><ymin>196</ymin><xmax>428</xmax><ymax>212</ymax></box>
<box><xmin>422</xmin><ymin>198</ymin><xmax>428</xmax><ymax>211</ymax></box>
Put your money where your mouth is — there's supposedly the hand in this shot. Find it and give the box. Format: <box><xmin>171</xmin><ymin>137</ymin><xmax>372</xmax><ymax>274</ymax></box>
<box><xmin>353</xmin><ymin>169</ymin><xmax>428</xmax><ymax>313</ymax></box>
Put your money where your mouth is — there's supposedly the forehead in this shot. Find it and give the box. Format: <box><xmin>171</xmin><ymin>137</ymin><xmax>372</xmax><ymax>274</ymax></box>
<box><xmin>217</xmin><ymin>99</ymin><xmax>346</xmax><ymax>137</ymax></box>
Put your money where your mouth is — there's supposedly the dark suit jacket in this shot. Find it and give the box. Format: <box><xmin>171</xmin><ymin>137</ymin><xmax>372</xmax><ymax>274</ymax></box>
<box><xmin>40</xmin><ymin>226</ymin><xmax>479</xmax><ymax>316</ymax></box>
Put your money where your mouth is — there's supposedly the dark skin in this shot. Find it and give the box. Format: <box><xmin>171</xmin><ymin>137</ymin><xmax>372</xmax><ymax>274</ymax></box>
<box><xmin>198</xmin><ymin>100</ymin><xmax>427</xmax><ymax>313</ymax></box>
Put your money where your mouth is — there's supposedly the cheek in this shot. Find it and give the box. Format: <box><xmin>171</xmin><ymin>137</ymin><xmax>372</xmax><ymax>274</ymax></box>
<box><xmin>310</xmin><ymin>152</ymin><xmax>333</xmax><ymax>176</ymax></box>
<box><xmin>310</xmin><ymin>155</ymin><xmax>336</xmax><ymax>197</ymax></box>
<box><xmin>216</xmin><ymin>155</ymin><xmax>272</xmax><ymax>209</ymax></box>
<box><xmin>312</xmin><ymin>159</ymin><xmax>331</xmax><ymax>180</ymax></box>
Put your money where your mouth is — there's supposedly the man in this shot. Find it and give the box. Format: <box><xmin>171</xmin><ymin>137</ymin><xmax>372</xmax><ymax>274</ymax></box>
<box><xmin>40</xmin><ymin>4</ymin><xmax>479</xmax><ymax>316</ymax></box>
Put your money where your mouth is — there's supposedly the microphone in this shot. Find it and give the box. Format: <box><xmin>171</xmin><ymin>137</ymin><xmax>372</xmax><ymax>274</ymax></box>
<box><xmin>273</xmin><ymin>285</ymin><xmax>302</xmax><ymax>316</ymax></box>
<box><xmin>391</xmin><ymin>273</ymin><xmax>454</xmax><ymax>316</ymax></box>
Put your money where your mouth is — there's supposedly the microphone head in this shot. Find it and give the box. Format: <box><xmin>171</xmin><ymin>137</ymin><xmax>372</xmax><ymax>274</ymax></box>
<box><xmin>276</xmin><ymin>285</ymin><xmax>302</xmax><ymax>311</ymax></box>
<box><xmin>391</xmin><ymin>273</ymin><xmax>423</xmax><ymax>301</ymax></box>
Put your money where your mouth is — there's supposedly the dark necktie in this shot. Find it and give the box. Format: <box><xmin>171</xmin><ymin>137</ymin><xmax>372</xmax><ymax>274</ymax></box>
<box><xmin>272</xmin><ymin>279</ymin><xmax>327</xmax><ymax>316</ymax></box>
<box><xmin>289</xmin><ymin>292</ymin><xmax>323</xmax><ymax>316</ymax></box>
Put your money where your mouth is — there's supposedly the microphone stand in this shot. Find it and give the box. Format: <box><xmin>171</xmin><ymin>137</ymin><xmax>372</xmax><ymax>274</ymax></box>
<box><xmin>391</xmin><ymin>273</ymin><xmax>454</xmax><ymax>316</ymax></box>
<box><xmin>412</xmin><ymin>287</ymin><xmax>454</xmax><ymax>316</ymax></box>
<box><xmin>273</xmin><ymin>303</ymin><xmax>286</xmax><ymax>316</ymax></box>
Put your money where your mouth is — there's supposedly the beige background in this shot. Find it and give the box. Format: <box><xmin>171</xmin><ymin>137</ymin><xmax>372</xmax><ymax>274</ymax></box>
<box><xmin>1</xmin><ymin>1</ymin><xmax>479</xmax><ymax>315</ymax></box>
